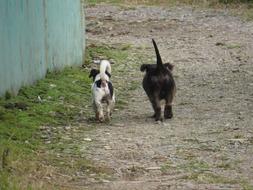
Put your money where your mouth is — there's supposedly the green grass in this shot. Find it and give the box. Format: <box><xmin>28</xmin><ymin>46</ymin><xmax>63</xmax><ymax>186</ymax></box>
<box><xmin>85</xmin><ymin>0</ymin><xmax>253</xmax><ymax>6</ymax></box>
<box><xmin>85</xmin><ymin>0</ymin><xmax>200</xmax><ymax>6</ymax></box>
<box><xmin>241</xmin><ymin>8</ymin><xmax>253</xmax><ymax>20</ymax></box>
<box><xmin>0</xmin><ymin>67</ymin><xmax>92</xmax><ymax>189</ymax></box>
<box><xmin>185</xmin><ymin>172</ymin><xmax>238</xmax><ymax>184</ymax></box>
<box><xmin>187</xmin><ymin>172</ymin><xmax>253</xmax><ymax>189</ymax></box>
<box><xmin>161</xmin><ymin>159</ymin><xmax>210</xmax><ymax>174</ymax></box>
<box><xmin>0</xmin><ymin>42</ymin><xmax>132</xmax><ymax>189</ymax></box>
<box><xmin>0</xmin><ymin>67</ymin><xmax>91</xmax><ymax>144</ymax></box>
<box><xmin>85</xmin><ymin>0</ymin><xmax>253</xmax><ymax>20</ymax></box>
<box><xmin>226</xmin><ymin>43</ymin><xmax>242</xmax><ymax>49</ymax></box>
<box><xmin>160</xmin><ymin>157</ymin><xmax>253</xmax><ymax>189</ymax></box>
<box><xmin>85</xmin><ymin>43</ymin><xmax>129</xmax><ymax>65</ymax></box>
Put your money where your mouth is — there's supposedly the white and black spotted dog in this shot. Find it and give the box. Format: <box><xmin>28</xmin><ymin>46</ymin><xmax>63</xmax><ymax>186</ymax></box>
<box><xmin>89</xmin><ymin>60</ymin><xmax>115</xmax><ymax>122</ymax></box>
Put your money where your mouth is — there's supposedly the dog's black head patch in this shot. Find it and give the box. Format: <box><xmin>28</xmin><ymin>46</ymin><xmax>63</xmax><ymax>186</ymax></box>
<box><xmin>95</xmin><ymin>80</ymin><xmax>114</xmax><ymax>98</ymax></box>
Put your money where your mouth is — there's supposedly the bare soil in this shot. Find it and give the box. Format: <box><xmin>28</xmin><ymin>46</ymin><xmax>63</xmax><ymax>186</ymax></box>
<box><xmin>45</xmin><ymin>4</ymin><xmax>253</xmax><ymax>190</ymax></box>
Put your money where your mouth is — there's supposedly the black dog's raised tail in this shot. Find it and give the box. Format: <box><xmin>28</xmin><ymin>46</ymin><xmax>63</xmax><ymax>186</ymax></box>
<box><xmin>152</xmin><ymin>39</ymin><xmax>163</xmax><ymax>69</ymax></box>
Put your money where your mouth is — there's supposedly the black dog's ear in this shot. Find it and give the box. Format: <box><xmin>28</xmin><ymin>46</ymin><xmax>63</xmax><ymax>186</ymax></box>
<box><xmin>140</xmin><ymin>64</ymin><xmax>149</xmax><ymax>72</ymax></box>
<box><xmin>164</xmin><ymin>63</ymin><xmax>174</xmax><ymax>71</ymax></box>
<box><xmin>89</xmin><ymin>69</ymin><xmax>99</xmax><ymax>80</ymax></box>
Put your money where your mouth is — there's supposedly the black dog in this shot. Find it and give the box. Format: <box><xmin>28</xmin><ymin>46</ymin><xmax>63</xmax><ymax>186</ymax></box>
<box><xmin>140</xmin><ymin>39</ymin><xmax>176</xmax><ymax>121</ymax></box>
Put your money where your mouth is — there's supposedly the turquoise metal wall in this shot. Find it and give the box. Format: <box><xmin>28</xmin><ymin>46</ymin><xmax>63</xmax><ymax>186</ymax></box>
<box><xmin>0</xmin><ymin>0</ymin><xmax>84</xmax><ymax>96</ymax></box>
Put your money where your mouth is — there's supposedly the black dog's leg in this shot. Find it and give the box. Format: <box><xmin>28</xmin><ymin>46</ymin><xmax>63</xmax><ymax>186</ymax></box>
<box><xmin>164</xmin><ymin>92</ymin><xmax>174</xmax><ymax>119</ymax></box>
<box><xmin>164</xmin><ymin>104</ymin><xmax>173</xmax><ymax>119</ymax></box>
<box><xmin>150</xmin><ymin>96</ymin><xmax>162</xmax><ymax>121</ymax></box>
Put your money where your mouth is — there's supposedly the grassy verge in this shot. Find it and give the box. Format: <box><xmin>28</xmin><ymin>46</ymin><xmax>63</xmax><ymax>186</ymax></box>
<box><xmin>85</xmin><ymin>0</ymin><xmax>253</xmax><ymax>20</ymax></box>
<box><xmin>86</xmin><ymin>0</ymin><xmax>253</xmax><ymax>6</ymax></box>
<box><xmin>0</xmin><ymin>67</ymin><xmax>92</xmax><ymax>189</ymax></box>
<box><xmin>0</xmin><ymin>42</ymin><xmax>133</xmax><ymax>189</ymax></box>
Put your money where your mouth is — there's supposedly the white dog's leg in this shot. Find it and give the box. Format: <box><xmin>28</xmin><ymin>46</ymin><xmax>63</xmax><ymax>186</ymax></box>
<box><xmin>92</xmin><ymin>100</ymin><xmax>99</xmax><ymax>120</ymax></box>
<box><xmin>94</xmin><ymin>92</ymin><xmax>104</xmax><ymax>121</ymax></box>
<box><xmin>95</xmin><ymin>101</ymin><xmax>104</xmax><ymax>121</ymax></box>
<box><xmin>106</xmin><ymin>95</ymin><xmax>115</xmax><ymax>121</ymax></box>
<box><xmin>105</xmin><ymin>100</ymin><xmax>113</xmax><ymax>121</ymax></box>
<box><xmin>105</xmin><ymin>103</ymin><xmax>111</xmax><ymax>121</ymax></box>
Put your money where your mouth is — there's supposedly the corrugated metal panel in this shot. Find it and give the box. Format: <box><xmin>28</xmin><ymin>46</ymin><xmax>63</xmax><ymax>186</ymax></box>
<box><xmin>0</xmin><ymin>0</ymin><xmax>84</xmax><ymax>96</ymax></box>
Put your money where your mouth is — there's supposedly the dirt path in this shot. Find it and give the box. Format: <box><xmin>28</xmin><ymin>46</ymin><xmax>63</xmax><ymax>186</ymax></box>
<box><xmin>47</xmin><ymin>4</ymin><xmax>253</xmax><ymax>190</ymax></box>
